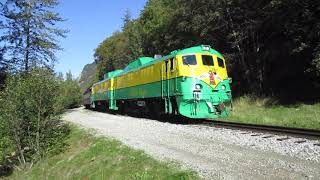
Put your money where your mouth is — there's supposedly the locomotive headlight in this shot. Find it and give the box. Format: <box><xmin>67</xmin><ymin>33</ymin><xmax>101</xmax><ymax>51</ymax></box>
<box><xmin>202</xmin><ymin>45</ymin><xmax>211</xmax><ymax>51</ymax></box>
<box><xmin>221</xmin><ymin>85</ymin><xmax>226</xmax><ymax>90</ymax></box>
<box><xmin>195</xmin><ymin>84</ymin><xmax>202</xmax><ymax>90</ymax></box>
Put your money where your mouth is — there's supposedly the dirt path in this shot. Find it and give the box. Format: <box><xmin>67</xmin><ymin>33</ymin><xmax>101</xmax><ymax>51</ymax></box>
<box><xmin>63</xmin><ymin>107</ymin><xmax>320</xmax><ymax>179</ymax></box>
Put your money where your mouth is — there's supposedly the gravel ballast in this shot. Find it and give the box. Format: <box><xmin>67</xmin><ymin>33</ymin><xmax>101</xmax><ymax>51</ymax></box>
<box><xmin>63</xmin><ymin>107</ymin><xmax>320</xmax><ymax>179</ymax></box>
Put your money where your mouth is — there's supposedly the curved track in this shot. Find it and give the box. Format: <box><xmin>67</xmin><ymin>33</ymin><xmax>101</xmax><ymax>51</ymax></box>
<box><xmin>85</xmin><ymin>107</ymin><xmax>320</xmax><ymax>139</ymax></box>
<box><xmin>203</xmin><ymin>120</ymin><xmax>320</xmax><ymax>138</ymax></box>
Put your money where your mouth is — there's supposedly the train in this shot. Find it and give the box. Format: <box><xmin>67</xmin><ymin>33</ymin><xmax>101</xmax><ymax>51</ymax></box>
<box><xmin>84</xmin><ymin>45</ymin><xmax>232</xmax><ymax>119</ymax></box>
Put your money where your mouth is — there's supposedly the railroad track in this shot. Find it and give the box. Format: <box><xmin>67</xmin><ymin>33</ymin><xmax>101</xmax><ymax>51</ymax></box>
<box><xmin>92</xmin><ymin>109</ymin><xmax>320</xmax><ymax>139</ymax></box>
<box><xmin>202</xmin><ymin>120</ymin><xmax>320</xmax><ymax>139</ymax></box>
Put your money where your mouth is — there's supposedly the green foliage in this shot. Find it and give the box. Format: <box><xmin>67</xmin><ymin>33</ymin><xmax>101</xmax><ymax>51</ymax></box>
<box><xmin>94</xmin><ymin>12</ymin><xmax>144</xmax><ymax>80</ymax></box>
<box><xmin>139</xmin><ymin>0</ymin><xmax>177</xmax><ymax>54</ymax></box>
<box><xmin>310</xmin><ymin>45</ymin><xmax>320</xmax><ymax>77</ymax></box>
<box><xmin>0</xmin><ymin>106</ymin><xmax>15</xmax><ymax>164</ymax></box>
<box><xmin>224</xmin><ymin>96</ymin><xmax>320</xmax><ymax>130</ymax></box>
<box><xmin>0</xmin><ymin>0</ymin><xmax>67</xmax><ymax>71</ymax></box>
<box><xmin>93</xmin><ymin>0</ymin><xmax>320</xmax><ymax>100</ymax></box>
<box><xmin>57</xmin><ymin>71</ymin><xmax>82</xmax><ymax>110</ymax></box>
<box><xmin>9</xmin><ymin>127</ymin><xmax>198</xmax><ymax>180</ymax></box>
<box><xmin>95</xmin><ymin>32</ymin><xmax>126</xmax><ymax>79</ymax></box>
<box><xmin>0</xmin><ymin>0</ymin><xmax>71</xmax><ymax>175</ymax></box>
<box><xmin>0</xmin><ymin>69</ymin><xmax>70</xmax><ymax>167</ymax></box>
<box><xmin>124</xmin><ymin>19</ymin><xmax>144</xmax><ymax>61</ymax></box>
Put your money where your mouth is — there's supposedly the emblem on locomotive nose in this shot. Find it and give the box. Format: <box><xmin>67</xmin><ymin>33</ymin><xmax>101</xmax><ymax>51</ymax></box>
<box><xmin>209</xmin><ymin>70</ymin><xmax>216</xmax><ymax>85</ymax></box>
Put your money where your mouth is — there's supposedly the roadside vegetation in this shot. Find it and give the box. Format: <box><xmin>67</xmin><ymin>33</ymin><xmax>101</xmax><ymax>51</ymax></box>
<box><xmin>0</xmin><ymin>69</ymin><xmax>82</xmax><ymax>176</ymax></box>
<box><xmin>0</xmin><ymin>0</ymin><xmax>82</xmax><ymax>177</ymax></box>
<box><xmin>58</xmin><ymin>71</ymin><xmax>83</xmax><ymax>109</ymax></box>
<box><xmin>9</xmin><ymin>126</ymin><xmax>197</xmax><ymax>180</ymax></box>
<box><xmin>224</xmin><ymin>96</ymin><xmax>320</xmax><ymax>130</ymax></box>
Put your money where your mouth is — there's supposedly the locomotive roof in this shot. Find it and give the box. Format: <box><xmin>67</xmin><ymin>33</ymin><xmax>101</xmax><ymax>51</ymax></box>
<box><xmin>174</xmin><ymin>45</ymin><xmax>223</xmax><ymax>57</ymax></box>
<box><xmin>121</xmin><ymin>45</ymin><xmax>223</xmax><ymax>72</ymax></box>
<box><xmin>93</xmin><ymin>45</ymin><xmax>223</xmax><ymax>86</ymax></box>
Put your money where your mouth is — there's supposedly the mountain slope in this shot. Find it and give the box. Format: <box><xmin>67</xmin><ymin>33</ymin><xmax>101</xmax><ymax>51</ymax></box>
<box><xmin>78</xmin><ymin>62</ymin><xmax>97</xmax><ymax>92</ymax></box>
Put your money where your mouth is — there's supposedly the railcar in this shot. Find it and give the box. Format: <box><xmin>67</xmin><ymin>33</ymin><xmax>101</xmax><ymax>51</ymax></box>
<box><xmin>83</xmin><ymin>88</ymin><xmax>91</xmax><ymax>109</ymax></box>
<box><xmin>84</xmin><ymin>45</ymin><xmax>232</xmax><ymax>119</ymax></box>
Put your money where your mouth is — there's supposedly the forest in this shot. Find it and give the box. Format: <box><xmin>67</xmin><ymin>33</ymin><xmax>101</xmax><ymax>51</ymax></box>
<box><xmin>94</xmin><ymin>0</ymin><xmax>320</xmax><ymax>102</ymax></box>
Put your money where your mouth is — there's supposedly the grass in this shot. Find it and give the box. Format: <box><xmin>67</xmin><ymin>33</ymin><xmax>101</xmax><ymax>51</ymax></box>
<box><xmin>8</xmin><ymin>126</ymin><xmax>197</xmax><ymax>180</ymax></box>
<box><xmin>221</xmin><ymin>96</ymin><xmax>320</xmax><ymax>130</ymax></box>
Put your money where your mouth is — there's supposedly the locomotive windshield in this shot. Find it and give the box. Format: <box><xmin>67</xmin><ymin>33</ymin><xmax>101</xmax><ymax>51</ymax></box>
<box><xmin>202</xmin><ymin>55</ymin><xmax>214</xmax><ymax>66</ymax></box>
<box><xmin>183</xmin><ymin>55</ymin><xmax>197</xmax><ymax>65</ymax></box>
<box><xmin>217</xmin><ymin>57</ymin><xmax>225</xmax><ymax>68</ymax></box>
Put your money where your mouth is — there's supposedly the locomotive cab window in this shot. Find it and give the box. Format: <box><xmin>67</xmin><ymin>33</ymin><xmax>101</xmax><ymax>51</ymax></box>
<box><xmin>217</xmin><ymin>57</ymin><xmax>225</xmax><ymax>68</ymax></box>
<box><xmin>183</xmin><ymin>55</ymin><xmax>197</xmax><ymax>65</ymax></box>
<box><xmin>170</xmin><ymin>58</ymin><xmax>175</xmax><ymax>72</ymax></box>
<box><xmin>202</xmin><ymin>55</ymin><xmax>214</xmax><ymax>66</ymax></box>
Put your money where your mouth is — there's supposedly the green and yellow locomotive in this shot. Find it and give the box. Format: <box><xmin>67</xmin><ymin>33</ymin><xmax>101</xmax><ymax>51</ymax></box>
<box><xmin>84</xmin><ymin>45</ymin><xmax>232</xmax><ymax>119</ymax></box>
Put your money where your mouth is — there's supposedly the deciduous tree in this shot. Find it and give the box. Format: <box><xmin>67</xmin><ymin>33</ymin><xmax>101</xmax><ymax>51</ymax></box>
<box><xmin>0</xmin><ymin>69</ymin><xmax>70</xmax><ymax>166</ymax></box>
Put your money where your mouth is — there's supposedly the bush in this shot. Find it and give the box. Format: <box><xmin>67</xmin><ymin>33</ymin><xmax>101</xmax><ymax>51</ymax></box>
<box><xmin>57</xmin><ymin>71</ymin><xmax>83</xmax><ymax>110</ymax></box>
<box><xmin>0</xmin><ymin>68</ymin><xmax>70</xmax><ymax>168</ymax></box>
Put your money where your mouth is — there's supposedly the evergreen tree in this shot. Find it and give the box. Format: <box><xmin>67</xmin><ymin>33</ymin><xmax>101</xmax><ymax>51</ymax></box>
<box><xmin>0</xmin><ymin>0</ymin><xmax>67</xmax><ymax>72</ymax></box>
<box><xmin>122</xmin><ymin>9</ymin><xmax>132</xmax><ymax>30</ymax></box>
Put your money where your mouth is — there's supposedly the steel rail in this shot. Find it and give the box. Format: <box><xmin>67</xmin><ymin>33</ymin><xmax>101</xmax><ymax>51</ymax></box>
<box><xmin>203</xmin><ymin>120</ymin><xmax>320</xmax><ymax>138</ymax></box>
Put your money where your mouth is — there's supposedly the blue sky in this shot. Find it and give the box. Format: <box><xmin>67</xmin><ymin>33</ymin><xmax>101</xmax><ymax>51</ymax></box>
<box><xmin>55</xmin><ymin>0</ymin><xmax>147</xmax><ymax>77</ymax></box>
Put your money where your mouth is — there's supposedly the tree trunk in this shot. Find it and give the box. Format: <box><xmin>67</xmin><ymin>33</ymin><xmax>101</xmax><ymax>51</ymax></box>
<box><xmin>24</xmin><ymin>22</ymin><xmax>30</xmax><ymax>72</ymax></box>
<box><xmin>36</xmin><ymin>106</ymin><xmax>40</xmax><ymax>156</ymax></box>
<box><xmin>36</xmin><ymin>90</ymin><xmax>42</xmax><ymax>158</ymax></box>
<box><xmin>12</xmin><ymin>124</ymin><xmax>26</xmax><ymax>166</ymax></box>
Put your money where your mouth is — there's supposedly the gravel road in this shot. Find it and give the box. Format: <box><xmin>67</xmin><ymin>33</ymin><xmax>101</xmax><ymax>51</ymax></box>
<box><xmin>63</xmin><ymin>107</ymin><xmax>320</xmax><ymax>180</ymax></box>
